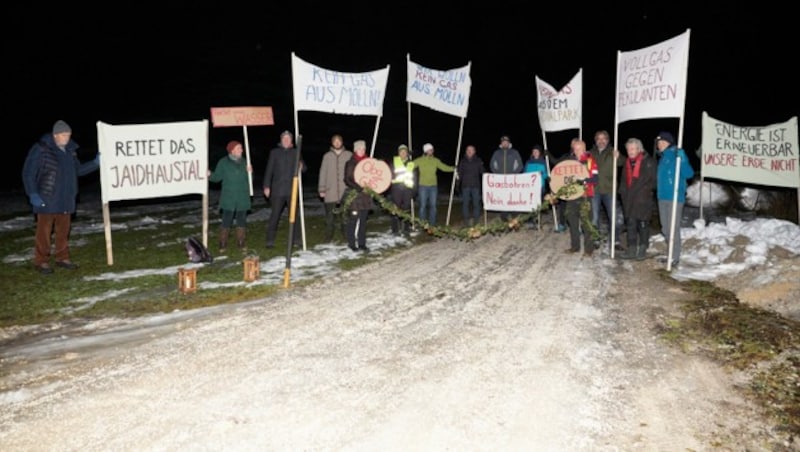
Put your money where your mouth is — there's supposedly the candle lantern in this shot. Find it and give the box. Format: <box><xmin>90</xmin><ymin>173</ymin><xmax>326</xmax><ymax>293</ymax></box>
<box><xmin>243</xmin><ymin>256</ymin><xmax>260</xmax><ymax>282</ymax></box>
<box><xmin>178</xmin><ymin>267</ymin><xmax>197</xmax><ymax>293</ymax></box>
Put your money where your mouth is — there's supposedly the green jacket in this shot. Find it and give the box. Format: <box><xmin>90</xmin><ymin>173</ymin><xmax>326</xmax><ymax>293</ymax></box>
<box><xmin>590</xmin><ymin>146</ymin><xmax>622</xmax><ymax>195</ymax></box>
<box><xmin>209</xmin><ymin>155</ymin><xmax>252</xmax><ymax>211</ymax></box>
<box><xmin>413</xmin><ymin>155</ymin><xmax>454</xmax><ymax>187</ymax></box>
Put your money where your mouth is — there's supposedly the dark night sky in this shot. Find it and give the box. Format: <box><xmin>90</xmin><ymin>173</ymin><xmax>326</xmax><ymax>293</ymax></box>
<box><xmin>5</xmin><ymin>3</ymin><xmax>796</xmax><ymax>192</ymax></box>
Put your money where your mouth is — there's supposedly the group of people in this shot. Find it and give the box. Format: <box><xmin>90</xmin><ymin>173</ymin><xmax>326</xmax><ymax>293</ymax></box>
<box><xmin>22</xmin><ymin>121</ymin><xmax>694</xmax><ymax>275</ymax></box>
<box><xmin>548</xmin><ymin>129</ymin><xmax>694</xmax><ymax>267</ymax></box>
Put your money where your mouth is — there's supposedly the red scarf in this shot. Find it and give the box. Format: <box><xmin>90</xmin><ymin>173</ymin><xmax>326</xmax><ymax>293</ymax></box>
<box><xmin>625</xmin><ymin>154</ymin><xmax>643</xmax><ymax>187</ymax></box>
<box><xmin>354</xmin><ymin>153</ymin><xmax>367</xmax><ymax>162</ymax></box>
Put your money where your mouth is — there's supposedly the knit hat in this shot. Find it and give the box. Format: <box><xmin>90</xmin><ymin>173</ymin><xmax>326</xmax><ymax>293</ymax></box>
<box><xmin>280</xmin><ymin>130</ymin><xmax>293</xmax><ymax>138</ymax></box>
<box><xmin>398</xmin><ymin>144</ymin><xmax>409</xmax><ymax>152</ymax></box>
<box><xmin>423</xmin><ymin>143</ymin><xmax>434</xmax><ymax>153</ymax></box>
<box><xmin>53</xmin><ymin>120</ymin><xmax>72</xmax><ymax>134</ymax></box>
<box><xmin>226</xmin><ymin>140</ymin><xmax>242</xmax><ymax>153</ymax></box>
<box><xmin>656</xmin><ymin>131</ymin><xmax>675</xmax><ymax>146</ymax></box>
<box><xmin>500</xmin><ymin>135</ymin><xmax>511</xmax><ymax>142</ymax></box>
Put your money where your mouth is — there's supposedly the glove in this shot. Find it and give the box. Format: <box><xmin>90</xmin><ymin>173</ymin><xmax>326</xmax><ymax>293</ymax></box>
<box><xmin>29</xmin><ymin>193</ymin><xmax>45</xmax><ymax>207</ymax></box>
<box><xmin>574</xmin><ymin>178</ymin><xmax>585</xmax><ymax>185</ymax></box>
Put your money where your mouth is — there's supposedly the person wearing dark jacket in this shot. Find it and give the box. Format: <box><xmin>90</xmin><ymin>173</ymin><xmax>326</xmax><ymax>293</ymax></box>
<box><xmin>618</xmin><ymin>138</ymin><xmax>657</xmax><ymax>260</ymax></box>
<box><xmin>344</xmin><ymin>140</ymin><xmax>374</xmax><ymax>252</ymax></box>
<box><xmin>456</xmin><ymin>145</ymin><xmax>484</xmax><ymax>227</ymax></box>
<box><xmin>489</xmin><ymin>135</ymin><xmax>523</xmax><ymax>221</ymax></box>
<box><xmin>22</xmin><ymin>120</ymin><xmax>99</xmax><ymax>274</ymax></box>
<box><xmin>262</xmin><ymin>130</ymin><xmax>305</xmax><ymax>248</ymax></box>
<box><xmin>209</xmin><ymin>140</ymin><xmax>252</xmax><ymax>252</ymax></box>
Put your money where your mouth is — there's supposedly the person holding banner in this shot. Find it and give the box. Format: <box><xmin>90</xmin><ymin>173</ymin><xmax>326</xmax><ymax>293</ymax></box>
<box><xmin>414</xmin><ymin>143</ymin><xmax>455</xmax><ymax>226</ymax></box>
<box><xmin>618</xmin><ymin>138</ymin><xmax>657</xmax><ymax>260</ymax></box>
<box><xmin>22</xmin><ymin>120</ymin><xmax>99</xmax><ymax>274</ymax></box>
<box><xmin>490</xmin><ymin>135</ymin><xmax>523</xmax><ymax>221</ymax></box>
<box><xmin>343</xmin><ymin>140</ymin><xmax>374</xmax><ymax>252</ymax></box>
<box><xmin>456</xmin><ymin>145</ymin><xmax>484</xmax><ymax>227</ymax></box>
<box><xmin>209</xmin><ymin>140</ymin><xmax>252</xmax><ymax>252</ymax></box>
<box><xmin>655</xmin><ymin>131</ymin><xmax>695</xmax><ymax>268</ymax></box>
<box><xmin>589</xmin><ymin>130</ymin><xmax>624</xmax><ymax>249</ymax></box>
<box><xmin>564</xmin><ymin>139</ymin><xmax>598</xmax><ymax>257</ymax></box>
<box><xmin>388</xmin><ymin>144</ymin><xmax>417</xmax><ymax>236</ymax></box>
<box><xmin>524</xmin><ymin>145</ymin><xmax>548</xmax><ymax>229</ymax></box>
<box><xmin>263</xmin><ymin>130</ymin><xmax>305</xmax><ymax>248</ymax></box>
<box><xmin>318</xmin><ymin>134</ymin><xmax>352</xmax><ymax>243</ymax></box>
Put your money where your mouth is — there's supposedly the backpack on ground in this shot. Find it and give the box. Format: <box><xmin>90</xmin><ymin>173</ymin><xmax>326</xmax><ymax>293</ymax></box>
<box><xmin>186</xmin><ymin>237</ymin><xmax>213</xmax><ymax>263</ymax></box>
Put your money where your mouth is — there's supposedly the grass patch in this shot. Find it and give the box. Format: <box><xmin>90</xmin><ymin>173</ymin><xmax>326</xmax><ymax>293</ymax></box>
<box><xmin>656</xmin><ymin>271</ymin><xmax>800</xmax><ymax>438</ymax></box>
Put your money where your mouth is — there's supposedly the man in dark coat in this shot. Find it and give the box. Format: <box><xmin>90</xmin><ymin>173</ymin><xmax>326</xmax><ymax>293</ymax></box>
<box><xmin>262</xmin><ymin>130</ymin><xmax>305</xmax><ymax>248</ymax></box>
<box><xmin>22</xmin><ymin>120</ymin><xmax>99</xmax><ymax>274</ymax></box>
<box><xmin>618</xmin><ymin>137</ymin><xmax>657</xmax><ymax>260</ymax></box>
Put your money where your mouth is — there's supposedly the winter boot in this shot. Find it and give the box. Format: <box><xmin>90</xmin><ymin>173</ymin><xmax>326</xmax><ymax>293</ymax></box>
<box><xmin>218</xmin><ymin>228</ymin><xmax>230</xmax><ymax>253</ymax></box>
<box><xmin>236</xmin><ymin>227</ymin><xmax>246</xmax><ymax>250</ymax></box>
<box><xmin>635</xmin><ymin>245</ymin><xmax>649</xmax><ymax>261</ymax></box>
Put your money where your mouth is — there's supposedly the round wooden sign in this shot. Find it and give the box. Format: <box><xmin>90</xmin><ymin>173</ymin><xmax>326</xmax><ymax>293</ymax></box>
<box><xmin>354</xmin><ymin>158</ymin><xmax>392</xmax><ymax>194</ymax></box>
<box><xmin>549</xmin><ymin>159</ymin><xmax>589</xmax><ymax>200</ymax></box>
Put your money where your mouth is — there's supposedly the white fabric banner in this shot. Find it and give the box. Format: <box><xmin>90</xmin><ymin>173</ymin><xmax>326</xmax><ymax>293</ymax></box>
<box><xmin>482</xmin><ymin>173</ymin><xmax>542</xmax><ymax>212</ymax></box>
<box><xmin>291</xmin><ymin>53</ymin><xmax>389</xmax><ymax>116</ymax></box>
<box><xmin>701</xmin><ymin>112</ymin><xmax>799</xmax><ymax>188</ymax></box>
<box><xmin>616</xmin><ymin>29</ymin><xmax>690</xmax><ymax>123</ymax></box>
<box><xmin>536</xmin><ymin>69</ymin><xmax>582</xmax><ymax>132</ymax></box>
<box><xmin>406</xmin><ymin>56</ymin><xmax>472</xmax><ymax>118</ymax></box>
<box><xmin>97</xmin><ymin>120</ymin><xmax>209</xmax><ymax>203</ymax></box>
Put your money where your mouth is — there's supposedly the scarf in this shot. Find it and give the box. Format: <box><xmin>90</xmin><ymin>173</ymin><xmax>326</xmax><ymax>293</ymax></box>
<box><xmin>353</xmin><ymin>153</ymin><xmax>367</xmax><ymax>162</ymax></box>
<box><xmin>625</xmin><ymin>154</ymin><xmax>643</xmax><ymax>187</ymax></box>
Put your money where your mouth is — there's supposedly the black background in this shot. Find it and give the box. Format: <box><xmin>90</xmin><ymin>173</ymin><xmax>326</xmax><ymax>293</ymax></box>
<box><xmin>5</xmin><ymin>3</ymin><xmax>796</xmax><ymax>192</ymax></box>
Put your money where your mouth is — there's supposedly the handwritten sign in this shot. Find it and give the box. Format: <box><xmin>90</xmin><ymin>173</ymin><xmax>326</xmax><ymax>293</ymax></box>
<box><xmin>97</xmin><ymin>120</ymin><xmax>208</xmax><ymax>203</ymax></box>
<box><xmin>701</xmin><ymin>112</ymin><xmax>798</xmax><ymax>188</ymax></box>
<box><xmin>406</xmin><ymin>56</ymin><xmax>472</xmax><ymax>118</ymax></box>
<box><xmin>616</xmin><ymin>29</ymin><xmax>690</xmax><ymax>123</ymax></box>
<box><xmin>549</xmin><ymin>160</ymin><xmax>588</xmax><ymax>200</ymax></box>
<box><xmin>354</xmin><ymin>158</ymin><xmax>391</xmax><ymax>194</ymax></box>
<box><xmin>536</xmin><ymin>70</ymin><xmax>582</xmax><ymax>132</ymax></box>
<box><xmin>210</xmin><ymin>107</ymin><xmax>274</xmax><ymax>127</ymax></box>
<box><xmin>481</xmin><ymin>173</ymin><xmax>542</xmax><ymax>212</ymax></box>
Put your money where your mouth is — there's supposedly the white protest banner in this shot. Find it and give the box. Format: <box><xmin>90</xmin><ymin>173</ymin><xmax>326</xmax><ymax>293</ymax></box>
<box><xmin>701</xmin><ymin>112</ymin><xmax>799</xmax><ymax>188</ymax></box>
<box><xmin>292</xmin><ymin>53</ymin><xmax>389</xmax><ymax>116</ymax></box>
<box><xmin>406</xmin><ymin>56</ymin><xmax>472</xmax><ymax>118</ymax></box>
<box><xmin>536</xmin><ymin>69</ymin><xmax>582</xmax><ymax>132</ymax></box>
<box><xmin>482</xmin><ymin>173</ymin><xmax>542</xmax><ymax>213</ymax></box>
<box><xmin>616</xmin><ymin>29</ymin><xmax>690</xmax><ymax>123</ymax></box>
<box><xmin>97</xmin><ymin>120</ymin><xmax>209</xmax><ymax>203</ymax></box>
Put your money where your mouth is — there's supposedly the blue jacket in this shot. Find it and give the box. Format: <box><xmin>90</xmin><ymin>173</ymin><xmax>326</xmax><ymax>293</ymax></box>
<box><xmin>22</xmin><ymin>133</ymin><xmax>98</xmax><ymax>214</ymax></box>
<box><xmin>656</xmin><ymin>146</ymin><xmax>694</xmax><ymax>202</ymax></box>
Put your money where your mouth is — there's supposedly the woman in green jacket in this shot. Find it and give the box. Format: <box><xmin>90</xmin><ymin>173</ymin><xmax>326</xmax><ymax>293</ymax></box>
<box><xmin>209</xmin><ymin>140</ymin><xmax>252</xmax><ymax>252</ymax></box>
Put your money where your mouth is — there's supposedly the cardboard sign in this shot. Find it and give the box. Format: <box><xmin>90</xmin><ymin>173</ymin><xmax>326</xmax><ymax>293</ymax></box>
<box><xmin>354</xmin><ymin>158</ymin><xmax>391</xmax><ymax>194</ymax></box>
<box><xmin>210</xmin><ymin>107</ymin><xmax>274</xmax><ymax>127</ymax></box>
<box><xmin>549</xmin><ymin>159</ymin><xmax>588</xmax><ymax>200</ymax></box>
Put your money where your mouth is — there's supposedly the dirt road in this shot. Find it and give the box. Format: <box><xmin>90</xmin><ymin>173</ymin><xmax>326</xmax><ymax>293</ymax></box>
<box><xmin>0</xmin><ymin>231</ymin><xmax>780</xmax><ymax>450</ymax></box>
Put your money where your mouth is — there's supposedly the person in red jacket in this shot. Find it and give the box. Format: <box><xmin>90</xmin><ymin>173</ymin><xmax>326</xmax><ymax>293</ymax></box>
<box><xmin>564</xmin><ymin>138</ymin><xmax>598</xmax><ymax>257</ymax></box>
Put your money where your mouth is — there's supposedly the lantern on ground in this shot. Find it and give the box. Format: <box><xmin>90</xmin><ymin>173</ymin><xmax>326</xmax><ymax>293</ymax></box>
<box><xmin>243</xmin><ymin>256</ymin><xmax>260</xmax><ymax>282</ymax></box>
<box><xmin>178</xmin><ymin>267</ymin><xmax>197</xmax><ymax>293</ymax></box>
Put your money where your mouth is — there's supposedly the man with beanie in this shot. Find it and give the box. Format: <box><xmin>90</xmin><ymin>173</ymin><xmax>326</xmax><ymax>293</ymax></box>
<box><xmin>209</xmin><ymin>140</ymin><xmax>252</xmax><ymax>252</ymax></box>
<box><xmin>655</xmin><ymin>131</ymin><xmax>695</xmax><ymax>268</ymax></box>
<box><xmin>490</xmin><ymin>135</ymin><xmax>523</xmax><ymax>221</ymax></box>
<box><xmin>388</xmin><ymin>144</ymin><xmax>417</xmax><ymax>236</ymax></box>
<box><xmin>22</xmin><ymin>120</ymin><xmax>100</xmax><ymax>274</ymax></box>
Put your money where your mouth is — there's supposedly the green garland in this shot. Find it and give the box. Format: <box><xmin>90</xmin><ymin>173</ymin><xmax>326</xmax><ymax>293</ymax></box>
<box><xmin>340</xmin><ymin>184</ymin><xmax>600</xmax><ymax>241</ymax></box>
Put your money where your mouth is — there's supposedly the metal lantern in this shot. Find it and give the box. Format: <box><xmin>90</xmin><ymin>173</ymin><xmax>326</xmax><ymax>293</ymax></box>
<box><xmin>178</xmin><ymin>267</ymin><xmax>197</xmax><ymax>293</ymax></box>
<box><xmin>243</xmin><ymin>256</ymin><xmax>260</xmax><ymax>282</ymax></box>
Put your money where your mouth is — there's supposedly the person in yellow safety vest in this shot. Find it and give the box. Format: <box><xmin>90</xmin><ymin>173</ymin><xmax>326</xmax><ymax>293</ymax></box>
<box><xmin>389</xmin><ymin>144</ymin><xmax>418</xmax><ymax>236</ymax></box>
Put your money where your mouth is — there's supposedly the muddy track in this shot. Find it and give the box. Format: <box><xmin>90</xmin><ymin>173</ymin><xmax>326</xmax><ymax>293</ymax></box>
<box><xmin>0</xmin><ymin>231</ymin><xmax>781</xmax><ymax>450</ymax></box>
